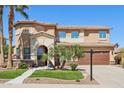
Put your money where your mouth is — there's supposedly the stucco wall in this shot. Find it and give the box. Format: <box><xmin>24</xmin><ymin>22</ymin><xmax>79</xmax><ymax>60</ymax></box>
<box><xmin>57</xmin><ymin>30</ymin><xmax>109</xmax><ymax>43</ymax></box>
<box><xmin>57</xmin><ymin>30</ymin><xmax>84</xmax><ymax>43</ymax></box>
<box><xmin>84</xmin><ymin>30</ymin><xmax>109</xmax><ymax>43</ymax></box>
<box><xmin>14</xmin><ymin>22</ymin><xmax>114</xmax><ymax>65</ymax></box>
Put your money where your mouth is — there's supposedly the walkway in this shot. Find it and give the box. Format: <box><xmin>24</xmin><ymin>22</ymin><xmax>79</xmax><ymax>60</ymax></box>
<box><xmin>5</xmin><ymin>66</ymin><xmax>47</xmax><ymax>84</ymax></box>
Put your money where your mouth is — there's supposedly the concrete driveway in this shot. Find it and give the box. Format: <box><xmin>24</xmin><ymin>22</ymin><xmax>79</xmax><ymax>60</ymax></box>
<box><xmin>78</xmin><ymin>65</ymin><xmax>124</xmax><ymax>88</ymax></box>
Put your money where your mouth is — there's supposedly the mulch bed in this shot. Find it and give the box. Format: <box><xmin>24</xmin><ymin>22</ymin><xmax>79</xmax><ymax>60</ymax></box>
<box><xmin>23</xmin><ymin>73</ymin><xmax>99</xmax><ymax>85</ymax></box>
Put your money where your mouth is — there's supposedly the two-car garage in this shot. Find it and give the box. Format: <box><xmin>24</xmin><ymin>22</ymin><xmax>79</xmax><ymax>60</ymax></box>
<box><xmin>78</xmin><ymin>51</ymin><xmax>110</xmax><ymax>65</ymax></box>
<box><xmin>58</xmin><ymin>42</ymin><xmax>115</xmax><ymax>65</ymax></box>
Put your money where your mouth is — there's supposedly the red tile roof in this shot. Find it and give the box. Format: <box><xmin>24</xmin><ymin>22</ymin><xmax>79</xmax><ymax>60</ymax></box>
<box><xmin>14</xmin><ymin>20</ymin><xmax>111</xmax><ymax>30</ymax></box>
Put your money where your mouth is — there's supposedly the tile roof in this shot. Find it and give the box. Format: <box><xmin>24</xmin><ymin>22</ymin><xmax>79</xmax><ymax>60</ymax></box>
<box><xmin>14</xmin><ymin>20</ymin><xmax>111</xmax><ymax>30</ymax></box>
<box><xmin>14</xmin><ymin>20</ymin><xmax>56</xmax><ymax>27</ymax></box>
<box><xmin>57</xmin><ymin>25</ymin><xmax>110</xmax><ymax>30</ymax></box>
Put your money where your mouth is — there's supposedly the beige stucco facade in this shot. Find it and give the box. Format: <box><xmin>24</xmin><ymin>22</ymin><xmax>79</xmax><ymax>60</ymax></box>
<box><xmin>84</xmin><ymin>30</ymin><xmax>110</xmax><ymax>43</ymax></box>
<box><xmin>14</xmin><ymin>20</ymin><xmax>115</xmax><ymax>65</ymax></box>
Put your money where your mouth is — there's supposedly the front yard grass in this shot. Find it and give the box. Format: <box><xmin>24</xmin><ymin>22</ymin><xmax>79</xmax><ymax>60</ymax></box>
<box><xmin>30</xmin><ymin>70</ymin><xmax>83</xmax><ymax>80</ymax></box>
<box><xmin>0</xmin><ymin>69</ymin><xmax>26</xmax><ymax>79</ymax></box>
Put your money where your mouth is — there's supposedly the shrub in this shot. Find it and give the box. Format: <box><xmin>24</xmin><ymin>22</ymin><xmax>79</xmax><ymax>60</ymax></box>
<box><xmin>41</xmin><ymin>53</ymin><xmax>48</xmax><ymax>63</ymax></box>
<box><xmin>70</xmin><ymin>63</ymin><xmax>78</xmax><ymax>71</ymax></box>
<box><xmin>76</xmin><ymin>79</ymin><xmax>80</xmax><ymax>82</ymax></box>
<box><xmin>114</xmin><ymin>55</ymin><xmax>121</xmax><ymax>64</ymax></box>
<box><xmin>2</xmin><ymin>64</ymin><xmax>7</xmax><ymax>68</ymax></box>
<box><xmin>18</xmin><ymin>60</ymin><xmax>28</xmax><ymax>69</ymax></box>
<box><xmin>122</xmin><ymin>61</ymin><xmax>124</xmax><ymax>68</ymax></box>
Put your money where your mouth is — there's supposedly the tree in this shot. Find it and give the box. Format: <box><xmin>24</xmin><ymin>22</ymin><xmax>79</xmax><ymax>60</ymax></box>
<box><xmin>41</xmin><ymin>53</ymin><xmax>48</xmax><ymax>65</ymax></box>
<box><xmin>119</xmin><ymin>48</ymin><xmax>124</xmax><ymax>68</ymax></box>
<box><xmin>48</xmin><ymin>47</ymin><xmax>56</xmax><ymax>69</ymax></box>
<box><xmin>114</xmin><ymin>54</ymin><xmax>121</xmax><ymax>64</ymax></box>
<box><xmin>0</xmin><ymin>5</ymin><xmax>4</xmax><ymax>66</ymax></box>
<box><xmin>48</xmin><ymin>45</ymin><xmax>85</xmax><ymax>69</ymax></box>
<box><xmin>7</xmin><ymin>5</ymin><xmax>29</xmax><ymax>68</ymax></box>
<box><xmin>71</xmin><ymin>45</ymin><xmax>85</xmax><ymax>63</ymax></box>
<box><xmin>60</xmin><ymin>46</ymin><xmax>72</xmax><ymax>69</ymax></box>
<box><xmin>3</xmin><ymin>44</ymin><xmax>9</xmax><ymax>58</ymax></box>
<box><xmin>48</xmin><ymin>45</ymin><xmax>62</xmax><ymax>69</ymax></box>
<box><xmin>67</xmin><ymin>45</ymin><xmax>85</xmax><ymax>71</ymax></box>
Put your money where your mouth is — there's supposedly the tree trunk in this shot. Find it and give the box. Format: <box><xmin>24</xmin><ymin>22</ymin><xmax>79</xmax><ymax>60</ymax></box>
<box><xmin>0</xmin><ymin>6</ymin><xmax>4</xmax><ymax>67</ymax></box>
<box><xmin>60</xmin><ymin>60</ymin><xmax>66</xmax><ymax>69</ymax></box>
<box><xmin>54</xmin><ymin>54</ymin><xmax>60</xmax><ymax>69</ymax></box>
<box><xmin>7</xmin><ymin>6</ymin><xmax>14</xmax><ymax>68</ymax></box>
<box><xmin>49</xmin><ymin>60</ymin><xmax>55</xmax><ymax>70</ymax></box>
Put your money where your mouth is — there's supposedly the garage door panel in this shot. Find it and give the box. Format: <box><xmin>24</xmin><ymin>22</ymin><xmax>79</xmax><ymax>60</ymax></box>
<box><xmin>78</xmin><ymin>52</ymin><xmax>109</xmax><ymax>65</ymax></box>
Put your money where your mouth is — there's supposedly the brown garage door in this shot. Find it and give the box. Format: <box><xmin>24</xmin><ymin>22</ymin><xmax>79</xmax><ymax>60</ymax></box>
<box><xmin>78</xmin><ymin>52</ymin><xmax>109</xmax><ymax>65</ymax></box>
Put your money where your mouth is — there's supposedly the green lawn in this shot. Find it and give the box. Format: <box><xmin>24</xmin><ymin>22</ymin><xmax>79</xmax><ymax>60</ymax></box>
<box><xmin>30</xmin><ymin>70</ymin><xmax>83</xmax><ymax>80</ymax></box>
<box><xmin>0</xmin><ymin>69</ymin><xmax>26</xmax><ymax>79</ymax></box>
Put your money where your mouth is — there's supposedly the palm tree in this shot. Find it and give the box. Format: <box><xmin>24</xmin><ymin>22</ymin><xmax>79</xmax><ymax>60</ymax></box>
<box><xmin>48</xmin><ymin>45</ymin><xmax>72</xmax><ymax>69</ymax></box>
<box><xmin>0</xmin><ymin>5</ymin><xmax>4</xmax><ymax>67</ymax></box>
<box><xmin>71</xmin><ymin>45</ymin><xmax>85</xmax><ymax>63</ymax></box>
<box><xmin>7</xmin><ymin>5</ymin><xmax>28</xmax><ymax>68</ymax></box>
<box><xmin>60</xmin><ymin>46</ymin><xmax>72</xmax><ymax>69</ymax></box>
<box><xmin>48</xmin><ymin>45</ymin><xmax>61</xmax><ymax>69</ymax></box>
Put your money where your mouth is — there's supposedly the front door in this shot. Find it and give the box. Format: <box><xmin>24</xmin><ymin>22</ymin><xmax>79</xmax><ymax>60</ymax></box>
<box><xmin>37</xmin><ymin>46</ymin><xmax>47</xmax><ymax>66</ymax></box>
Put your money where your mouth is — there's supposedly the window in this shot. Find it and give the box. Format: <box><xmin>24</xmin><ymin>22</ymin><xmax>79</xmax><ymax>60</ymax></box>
<box><xmin>37</xmin><ymin>48</ymin><xmax>43</xmax><ymax>56</ymax></box>
<box><xmin>22</xmin><ymin>29</ymin><xmax>29</xmax><ymax>34</ymax></box>
<box><xmin>99</xmin><ymin>31</ymin><xmax>106</xmax><ymax>38</ymax></box>
<box><xmin>58</xmin><ymin>32</ymin><xmax>66</xmax><ymax>38</ymax></box>
<box><xmin>23</xmin><ymin>48</ymin><xmax>30</xmax><ymax>59</ymax></box>
<box><xmin>37</xmin><ymin>48</ymin><xmax>43</xmax><ymax>60</ymax></box>
<box><xmin>16</xmin><ymin>48</ymin><xmax>20</xmax><ymax>59</ymax></box>
<box><xmin>16</xmin><ymin>48</ymin><xmax>19</xmax><ymax>55</ymax></box>
<box><xmin>71</xmin><ymin>31</ymin><xmax>78</xmax><ymax>38</ymax></box>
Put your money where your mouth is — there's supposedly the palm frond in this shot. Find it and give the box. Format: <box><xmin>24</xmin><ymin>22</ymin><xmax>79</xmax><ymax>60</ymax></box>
<box><xmin>15</xmin><ymin>5</ymin><xmax>29</xmax><ymax>19</ymax></box>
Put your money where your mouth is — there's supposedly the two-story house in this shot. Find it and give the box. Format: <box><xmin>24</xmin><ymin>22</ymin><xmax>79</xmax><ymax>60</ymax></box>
<box><xmin>14</xmin><ymin>20</ymin><xmax>115</xmax><ymax>65</ymax></box>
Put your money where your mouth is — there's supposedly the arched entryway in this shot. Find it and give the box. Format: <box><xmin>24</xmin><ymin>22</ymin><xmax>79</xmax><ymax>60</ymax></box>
<box><xmin>37</xmin><ymin>45</ymin><xmax>48</xmax><ymax>66</ymax></box>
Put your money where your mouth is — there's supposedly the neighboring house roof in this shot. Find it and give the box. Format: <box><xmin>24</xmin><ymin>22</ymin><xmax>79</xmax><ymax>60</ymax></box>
<box><xmin>57</xmin><ymin>42</ymin><xmax>115</xmax><ymax>47</ymax></box>
<box><xmin>14</xmin><ymin>20</ymin><xmax>111</xmax><ymax>30</ymax></box>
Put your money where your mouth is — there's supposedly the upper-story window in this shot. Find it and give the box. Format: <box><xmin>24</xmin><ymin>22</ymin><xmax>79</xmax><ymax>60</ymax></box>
<box><xmin>58</xmin><ymin>32</ymin><xmax>66</xmax><ymax>38</ymax></box>
<box><xmin>71</xmin><ymin>31</ymin><xmax>78</xmax><ymax>38</ymax></box>
<box><xmin>99</xmin><ymin>31</ymin><xmax>106</xmax><ymax>38</ymax></box>
<box><xmin>22</xmin><ymin>29</ymin><xmax>29</xmax><ymax>34</ymax></box>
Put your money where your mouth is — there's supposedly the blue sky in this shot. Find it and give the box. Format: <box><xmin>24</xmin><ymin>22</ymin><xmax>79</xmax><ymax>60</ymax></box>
<box><xmin>3</xmin><ymin>5</ymin><xmax>124</xmax><ymax>47</ymax></box>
